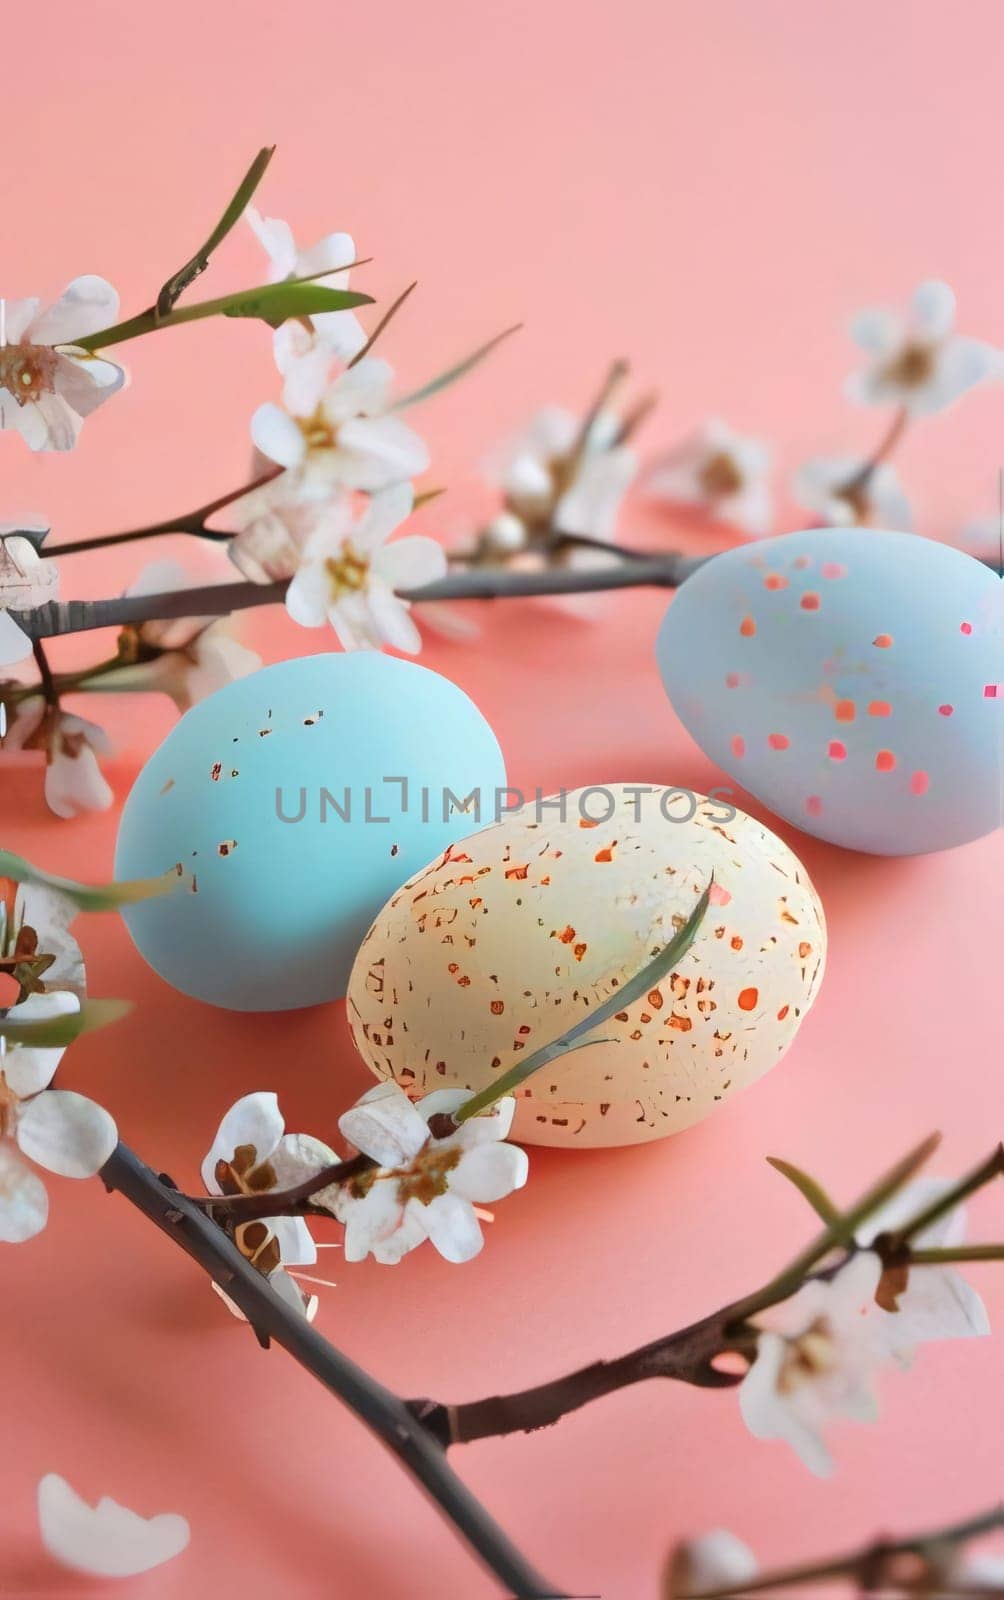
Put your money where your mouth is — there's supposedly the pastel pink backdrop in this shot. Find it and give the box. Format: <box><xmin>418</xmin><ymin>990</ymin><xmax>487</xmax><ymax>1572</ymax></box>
<box><xmin>2</xmin><ymin>2</ymin><xmax>1002</xmax><ymax>1596</ymax></box>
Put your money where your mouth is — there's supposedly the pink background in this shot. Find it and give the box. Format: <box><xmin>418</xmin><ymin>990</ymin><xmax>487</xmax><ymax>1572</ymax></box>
<box><xmin>3</xmin><ymin>1</ymin><xmax>1003</xmax><ymax>1595</ymax></box>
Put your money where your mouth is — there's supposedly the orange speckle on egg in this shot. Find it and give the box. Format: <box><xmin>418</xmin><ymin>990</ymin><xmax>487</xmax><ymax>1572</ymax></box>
<box><xmin>910</xmin><ymin>770</ymin><xmax>930</xmax><ymax>795</ymax></box>
<box><xmin>798</xmin><ymin>942</ymin><xmax>813</xmax><ymax>958</ymax></box>
<box><xmin>594</xmin><ymin>845</ymin><xmax>616</xmax><ymax>862</ymax></box>
<box><xmin>764</xmin><ymin>573</ymin><xmax>788</xmax><ymax>591</ymax></box>
<box><xmin>647</xmin><ymin>989</ymin><xmax>664</xmax><ymax>1009</ymax></box>
<box><xmin>578</xmin><ymin>819</ymin><xmax>598</xmax><ymax>829</ymax></box>
<box><xmin>668</xmin><ymin>1013</ymin><xmax>693</xmax><ymax>1032</ymax></box>
<box><xmin>731</xmin><ymin>735</ymin><xmax>746</xmax><ymax>759</ymax></box>
<box><xmin>868</xmin><ymin>700</ymin><xmax>891</xmax><ymax>717</ymax></box>
<box><xmin>828</xmin><ymin>740</ymin><xmax>847</xmax><ymax>760</ymax></box>
<box><xmin>709</xmin><ymin>882</ymin><xmax>732</xmax><ymax>906</ymax></box>
<box><xmin>730</xmin><ymin>935</ymin><xmax>743</xmax><ymax>950</ymax></box>
<box><xmin>873</xmin><ymin>634</ymin><xmax>893</xmax><ymax>649</ymax></box>
<box><xmin>777</xmin><ymin>1005</ymin><xmax>790</xmax><ymax>1021</ymax></box>
<box><xmin>740</xmin><ymin>615</ymin><xmax>756</xmax><ymax>637</ymax></box>
<box><xmin>504</xmin><ymin>864</ymin><xmax>529</xmax><ymax>880</ymax></box>
<box><xmin>573</xmin><ymin>943</ymin><xmax>588</xmax><ymax>962</ymax></box>
<box><xmin>875</xmin><ymin>750</ymin><xmax>896</xmax><ymax>772</ymax></box>
<box><xmin>835</xmin><ymin>700</ymin><xmax>856</xmax><ymax>723</ymax></box>
<box><xmin>800</xmin><ymin>592</ymin><xmax>821</xmax><ymax>611</ymax></box>
<box><xmin>554</xmin><ymin>926</ymin><xmax>576</xmax><ymax>944</ymax></box>
<box><xmin>490</xmin><ymin>1000</ymin><xmax>505</xmax><ymax>1015</ymax></box>
<box><xmin>737</xmin><ymin>987</ymin><xmax>759</xmax><ymax>1012</ymax></box>
<box><xmin>767</xmin><ymin>732</ymin><xmax>790</xmax><ymax>751</ymax></box>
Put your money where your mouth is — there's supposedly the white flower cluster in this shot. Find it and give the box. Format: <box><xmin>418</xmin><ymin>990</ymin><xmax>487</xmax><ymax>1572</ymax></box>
<box><xmin>738</xmin><ymin>1178</ymin><xmax>990</xmax><ymax>1476</ymax></box>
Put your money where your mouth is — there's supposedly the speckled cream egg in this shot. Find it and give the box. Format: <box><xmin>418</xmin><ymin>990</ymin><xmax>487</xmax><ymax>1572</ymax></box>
<box><xmin>347</xmin><ymin>785</ymin><xmax>826</xmax><ymax>1147</ymax></box>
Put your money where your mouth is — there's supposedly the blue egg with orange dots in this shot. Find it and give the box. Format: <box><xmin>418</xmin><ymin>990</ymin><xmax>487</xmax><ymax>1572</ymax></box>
<box><xmin>656</xmin><ymin>528</ymin><xmax>1002</xmax><ymax>855</ymax></box>
<box><xmin>115</xmin><ymin>653</ymin><xmax>506</xmax><ymax>1009</ymax></box>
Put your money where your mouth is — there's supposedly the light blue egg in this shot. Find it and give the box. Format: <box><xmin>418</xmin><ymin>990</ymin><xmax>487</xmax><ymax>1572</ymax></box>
<box><xmin>115</xmin><ymin>653</ymin><xmax>506</xmax><ymax>1009</ymax></box>
<box><xmin>656</xmin><ymin>528</ymin><xmax>1002</xmax><ymax>855</ymax></box>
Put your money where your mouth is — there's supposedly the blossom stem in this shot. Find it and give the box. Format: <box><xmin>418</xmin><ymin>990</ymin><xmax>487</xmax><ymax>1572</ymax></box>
<box><xmin>675</xmin><ymin>1505</ymin><xmax>1004</xmax><ymax>1599</ymax></box>
<box><xmin>883</xmin><ymin>1143</ymin><xmax>1004</xmax><ymax>1252</ymax></box>
<box><xmin>839</xmin><ymin>405</ymin><xmax>909</xmax><ymax>496</ymax></box>
<box><xmin>193</xmin><ymin>1151</ymin><xmax>375</xmax><ymax>1224</ymax></box>
<box><xmin>44</xmin><ymin>469</ymin><xmax>282</xmax><ymax>558</ymax></box>
<box><xmin>30</xmin><ymin>640</ymin><xmax>57</xmax><ymax>709</ymax></box>
<box><xmin>99</xmin><ymin>1140</ymin><xmax>566</xmax><ymax>1600</ymax></box>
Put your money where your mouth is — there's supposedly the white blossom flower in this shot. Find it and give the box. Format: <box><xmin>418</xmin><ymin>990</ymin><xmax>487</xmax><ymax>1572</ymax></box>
<box><xmin>647</xmin><ymin>420</ymin><xmax>772</xmax><ymax>536</ymax></box>
<box><xmin>792</xmin><ymin>456</ymin><xmax>913</xmax><ymax>532</ymax></box>
<box><xmin>38</xmin><ymin>1474</ymin><xmax>189</xmax><ymax>1578</ymax></box>
<box><xmin>0</xmin><ymin>281</ymin><xmax>125</xmax><ymax>450</ymax></box>
<box><xmin>228</xmin><ymin>468</ymin><xmax>323</xmax><ymax>584</ymax></box>
<box><xmin>3</xmin><ymin>697</ymin><xmax>113</xmax><ymax>819</ymax></box>
<box><xmin>202</xmin><ymin>1091</ymin><xmax>336</xmax><ymax>1319</ymax></box>
<box><xmin>330</xmin><ymin>1082</ymin><xmax>528</xmax><ymax>1265</ymax></box>
<box><xmin>251</xmin><ymin>331</ymin><xmax>429</xmax><ymax>493</ymax></box>
<box><xmin>491</xmin><ymin>404</ymin><xmax>636</xmax><ymax>542</ymax></box>
<box><xmin>855</xmin><ymin>1177</ymin><xmax>990</xmax><ymax>1361</ymax></box>
<box><xmin>77</xmin><ymin>562</ymin><xmax>261</xmax><ymax>710</ymax></box>
<box><xmin>284</xmin><ymin>482</ymin><xmax>446</xmax><ymax>653</ymax></box>
<box><xmin>846</xmin><ymin>280</ymin><xmax>999</xmax><ymax>415</ymax></box>
<box><xmin>668</xmin><ymin>1530</ymin><xmax>759</xmax><ymax>1597</ymax></box>
<box><xmin>0</xmin><ymin>982</ymin><xmax>116</xmax><ymax>1245</ymax></box>
<box><xmin>738</xmin><ymin>1251</ymin><xmax>884</xmax><ymax>1476</ymax></box>
<box><xmin>0</xmin><ymin>522</ymin><xmax>57</xmax><ymax>667</ymax></box>
<box><xmin>246</xmin><ymin>206</ymin><xmax>366</xmax><ymax>361</ymax></box>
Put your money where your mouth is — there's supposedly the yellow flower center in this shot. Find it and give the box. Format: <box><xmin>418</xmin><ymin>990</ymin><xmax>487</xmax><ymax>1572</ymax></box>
<box><xmin>777</xmin><ymin>1318</ymin><xmax>837</xmax><ymax>1393</ymax></box>
<box><xmin>698</xmin><ymin>451</ymin><xmax>744</xmax><ymax>499</ymax></box>
<box><xmin>882</xmin><ymin>342</ymin><xmax>935</xmax><ymax>389</ymax></box>
<box><xmin>324</xmin><ymin>545</ymin><xmax>369</xmax><ymax>599</ymax></box>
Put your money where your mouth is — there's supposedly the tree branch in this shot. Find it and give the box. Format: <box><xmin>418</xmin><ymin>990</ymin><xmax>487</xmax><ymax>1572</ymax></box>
<box><xmin>12</xmin><ymin>551</ymin><xmax>708</xmax><ymax>640</ymax></box>
<box><xmin>100</xmin><ymin>1141</ymin><xmax>565</xmax><ymax>1600</ymax></box>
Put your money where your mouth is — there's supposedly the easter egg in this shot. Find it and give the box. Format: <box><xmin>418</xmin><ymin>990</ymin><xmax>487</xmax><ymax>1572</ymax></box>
<box><xmin>115</xmin><ymin>653</ymin><xmax>506</xmax><ymax>1011</ymax></box>
<box><xmin>656</xmin><ymin>528</ymin><xmax>1002</xmax><ymax>855</ymax></box>
<box><xmin>347</xmin><ymin>784</ymin><xmax>825</xmax><ymax>1147</ymax></box>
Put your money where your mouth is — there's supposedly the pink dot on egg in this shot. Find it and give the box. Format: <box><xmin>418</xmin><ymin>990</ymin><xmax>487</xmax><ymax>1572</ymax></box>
<box><xmin>725</xmin><ymin>672</ymin><xmax>741</xmax><ymax>688</ymax></box>
<box><xmin>960</xmin><ymin>621</ymin><xmax>973</xmax><ymax>635</ymax></box>
<box><xmin>793</xmin><ymin>555</ymin><xmax>812</xmax><ymax>570</ymax></box>
<box><xmin>821</xmin><ymin>562</ymin><xmax>847</xmax><ymax>579</ymax></box>
<box><xmin>767</xmin><ymin>733</ymin><xmax>790</xmax><ymax>751</ymax></box>
<box><xmin>938</xmin><ymin>704</ymin><xmax>954</xmax><ymax>717</ymax></box>
<box><xmin>868</xmin><ymin>700</ymin><xmax>892</xmax><ymax>717</ymax></box>
<box><xmin>731</xmin><ymin>735</ymin><xmax>746</xmax><ymax>758</ymax></box>
<box><xmin>764</xmin><ymin>573</ymin><xmax>788</xmax><ymax>591</ymax></box>
<box><xmin>828</xmin><ymin>740</ymin><xmax>847</xmax><ymax>761</ymax></box>
<box><xmin>800</xmin><ymin>592</ymin><xmax>821</xmax><ymax>611</ymax></box>
<box><xmin>875</xmin><ymin>750</ymin><xmax>896</xmax><ymax>772</ymax></box>
<box><xmin>910</xmin><ymin>771</ymin><xmax>930</xmax><ymax>796</ymax></box>
<box><xmin>709</xmin><ymin>882</ymin><xmax>733</xmax><ymax>907</ymax></box>
<box><xmin>805</xmin><ymin>795</ymin><xmax>823</xmax><ymax>817</ymax></box>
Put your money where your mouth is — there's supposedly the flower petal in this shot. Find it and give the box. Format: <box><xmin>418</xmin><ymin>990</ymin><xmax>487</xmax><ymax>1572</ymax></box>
<box><xmin>338</xmin><ymin>1081</ymin><xmax>429</xmax><ymax>1167</ymax></box>
<box><xmin>16</xmin><ymin>1090</ymin><xmax>117</xmax><ymax>1179</ymax></box>
<box><xmin>376</xmin><ymin>535</ymin><xmax>447</xmax><ymax>591</ymax></box>
<box><xmin>0</xmin><ymin>1144</ymin><xmax>49</xmax><ymax>1242</ymax></box>
<box><xmin>29</xmin><ymin>277</ymin><xmax>120</xmax><ymax>345</ymax></box>
<box><xmin>450</xmin><ymin>1140</ymin><xmax>529</xmax><ymax>1203</ymax></box>
<box><xmin>324</xmin><ymin>357</ymin><xmax>393</xmax><ymax>422</ymax></box>
<box><xmin>674</xmin><ymin>1531</ymin><xmax>760</xmax><ymax>1595</ymax></box>
<box><xmin>353</xmin><ymin>482</ymin><xmax>414</xmax><ymax>552</ymax></box>
<box><xmin>251</xmin><ymin>403</ymin><xmax>305</xmax><ymax>469</ymax></box>
<box><xmin>910</xmin><ymin>279</ymin><xmax>956</xmax><ymax>340</ymax></box>
<box><xmin>37</xmin><ymin>1473</ymin><xmax>189</xmax><ymax>1578</ymax></box>
<box><xmin>285</xmin><ymin>564</ymin><xmax>331</xmax><ymax>629</ymax></box>
<box><xmin>245</xmin><ymin>207</ymin><xmax>298</xmax><ymax>281</ymax></box>
<box><xmin>0</xmin><ymin>991</ymin><xmax>79</xmax><ymax>1097</ymax></box>
<box><xmin>269</xmin><ymin>1215</ymin><xmax>318</xmax><ymax>1268</ymax></box>
<box><xmin>412</xmin><ymin>1190</ymin><xmax>483</xmax><ymax>1263</ymax></box>
<box><xmin>200</xmin><ymin>1091</ymin><xmax>284</xmax><ymax>1193</ymax></box>
<box><xmin>0</xmin><ymin>606</ymin><xmax>32</xmax><ymax>667</ymax></box>
<box><xmin>335</xmin><ymin>416</ymin><xmax>430</xmax><ymax>490</ymax></box>
<box><xmin>340</xmin><ymin>1178</ymin><xmax>407</xmax><ymax>1263</ymax></box>
<box><xmin>364</xmin><ymin>582</ymin><xmax>423</xmax><ymax>654</ymax></box>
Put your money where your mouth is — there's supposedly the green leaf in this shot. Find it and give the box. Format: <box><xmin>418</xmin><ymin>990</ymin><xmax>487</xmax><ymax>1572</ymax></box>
<box><xmin>75</xmin><ymin>277</ymin><xmax>375</xmax><ymax>352</ymax></box>
<box><xmin>217</xmin><ymin>279</ymin><xmax>374</xmax><ymax>327</ymax></box>
<box><xmin>394</xmin><ymin>323</ymin><xmax>522</xmax><ymax>410</ymax></box>
<box><xmin>0</xmin><ymin>998</ymin><xmax>131</xmax><ymax>1047</ymax></box>
<box><xmin>766</xmin><ymin>1157</ymin><xmax>842</xmax><ymax>1227</ymax></box>
<box><xmin>455</xmin><ymin>877</ymin><xmax>713</xmax><ymax>1123</ymax></box>
<box><xmin>0</xmin><ymin>851</ymin><xmax>187</xmax><ymax>913</ymax></box>
<box><xmin>157</xmin><ymin>146</ymin><xmax>276</xmax><ymax>316</ymax></box>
